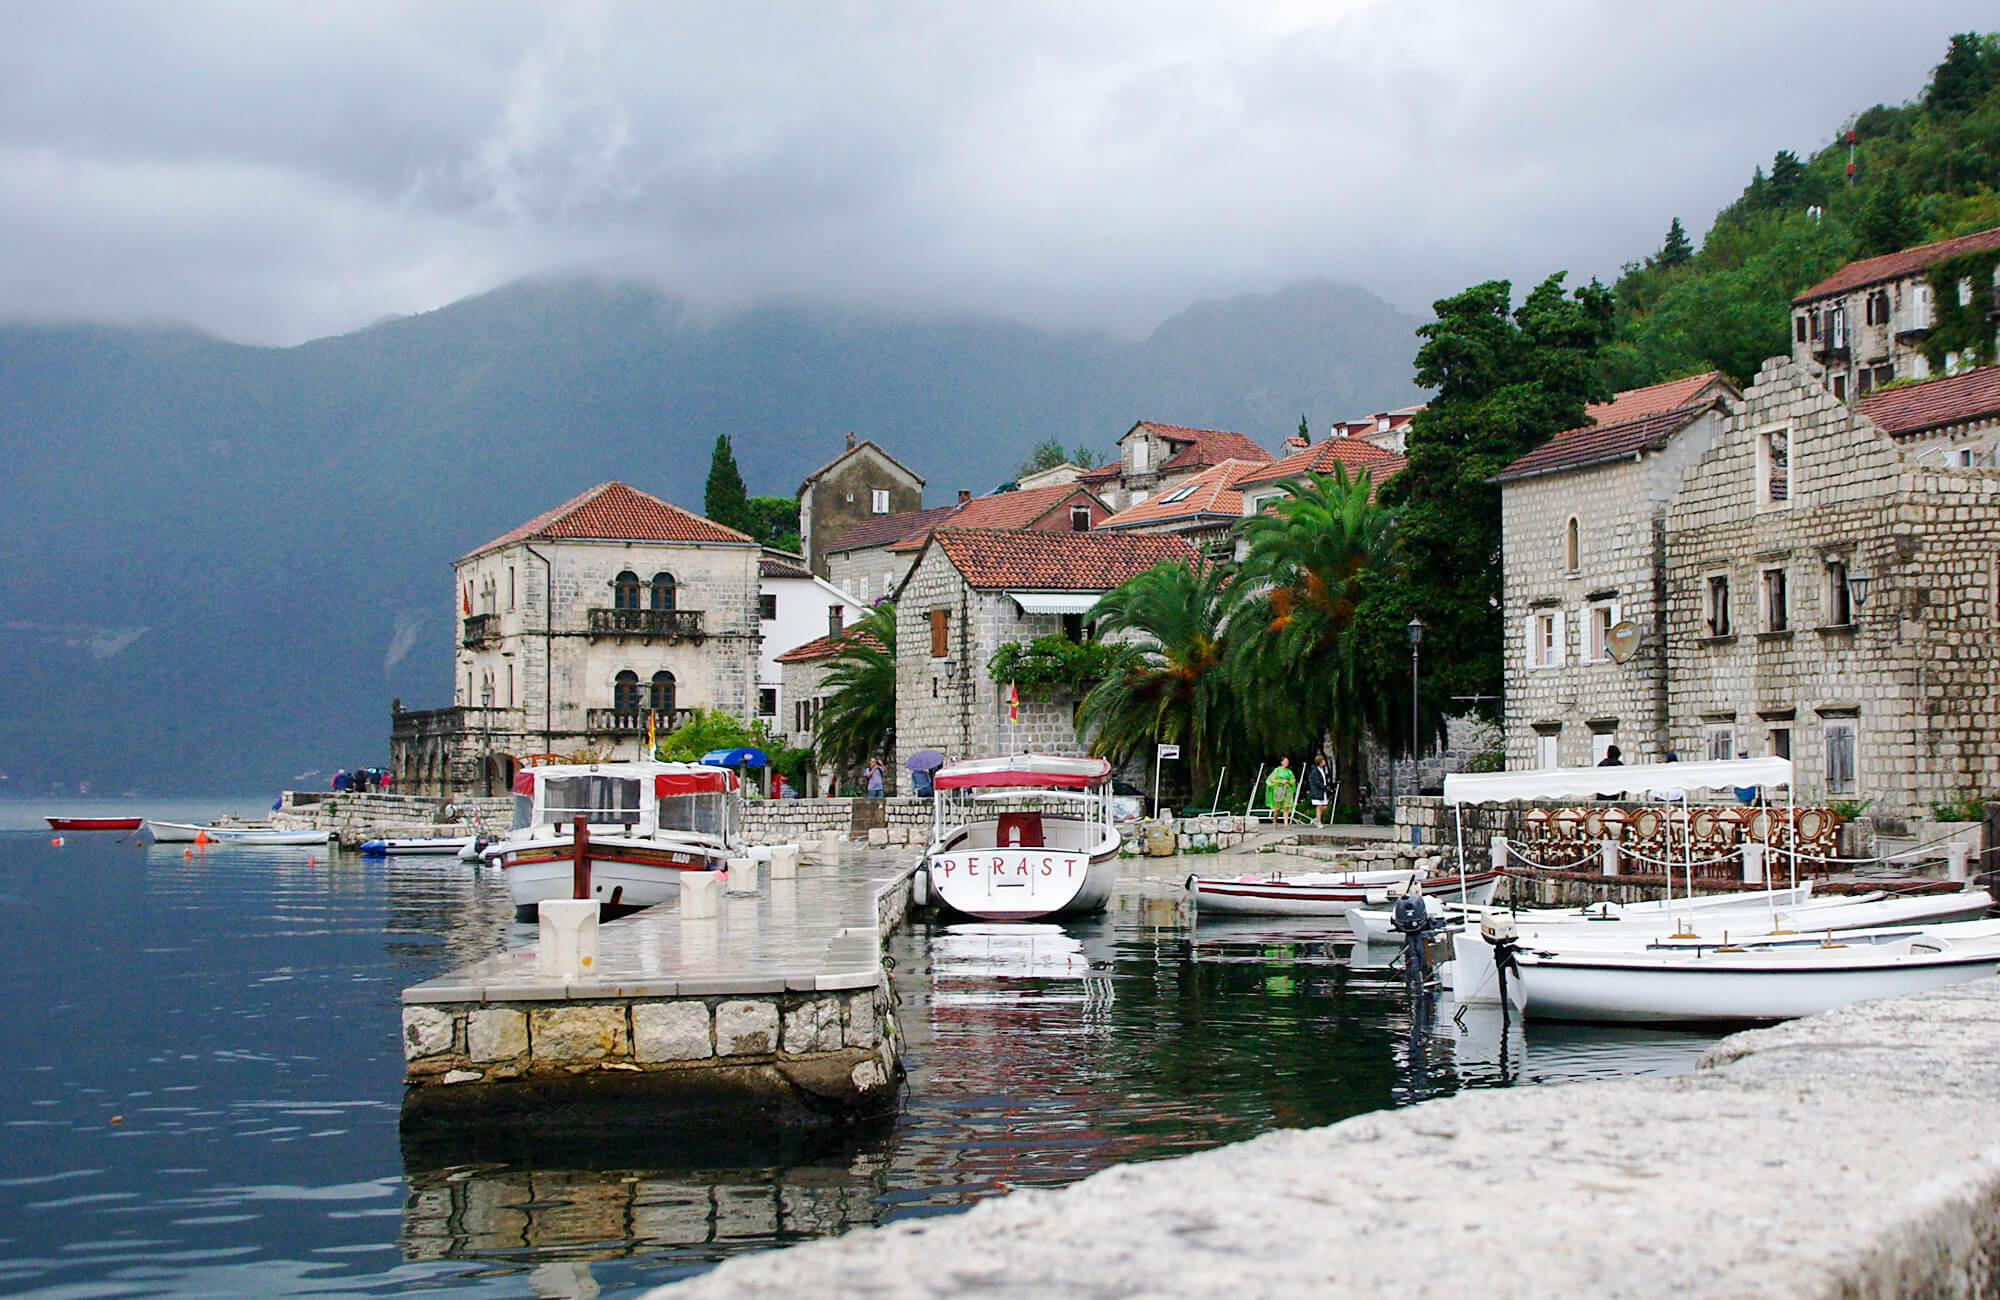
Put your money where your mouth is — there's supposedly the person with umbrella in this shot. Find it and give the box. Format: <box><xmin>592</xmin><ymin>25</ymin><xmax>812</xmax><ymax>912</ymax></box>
<box><xmin>906</xmin><ymin>749</ymin><xmax>946</xmax><ymax>797</ymax></box>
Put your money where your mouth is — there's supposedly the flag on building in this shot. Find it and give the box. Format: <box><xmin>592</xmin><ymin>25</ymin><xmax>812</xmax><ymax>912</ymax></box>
<box><xmin>1008</xmin><ymin>681</ymin><xmax>1019</xmax><ymax>723</ymax></box>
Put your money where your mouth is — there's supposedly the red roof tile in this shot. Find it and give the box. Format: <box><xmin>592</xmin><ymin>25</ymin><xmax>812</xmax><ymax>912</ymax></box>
<box><xmin>1794</xmin><ymin>225</ymin><xmax>2000</xmax><ymax>304</ymax></box>
<box><xmin>1583</xmin><ymin>371</ymin><xmax>1731</xmax><ymax>427</ymax></box>
<box><xmin>1123</xmin><ymin>421</ymin><xmax>1273</xmax><ymax>471</ymax></box>
<box><xmin>773</xmin><ymin>626</ymin><xmax>885</xmax><ymax>664</ymax></box>
<box><xmin>1099</xmin><ymin>459</ymin><xmax>1261</xmax><ymax>529</ymax></box>
<box><xmin>886</xmin><ymin>482</ymin><xmax>1109</xmax><ymax>551</ymax></box>
<box><xmin>1854</xmin><ymin>364</ymin><xmax>2000</xmax><ymax>437</ymax></box>
<box><xmin>825</xmin><ymin>504</ymin><xmax>959</xmax><ymax>555</ymax></box>
<box><xmin>923</xmin><ymin>528</ymin><xmax>1200</xmax><ymax>590</ymax></box>
<box><xmin>462</xmin><ymin>482</ymin><xmax>751</xmax><ymax>560</ymax></box>
<box><xmin>1079</xmin><ymin>462</ymin><xmax>1121</xmax><ymax>481</ymax></box>
<box><xmin>759</xmin><ymin>558</ymin><xmax>815</xmax><ymax>580</ymax></box>
<box><xmin>1495</xmin><ymin>406</ymin><xmax>1716</xmax><ymax>482</ymax></box>
<box><xmin>1234</xmin><ymin>437</ymin><xmax>1406</xmax><ymax>489</ymax></box>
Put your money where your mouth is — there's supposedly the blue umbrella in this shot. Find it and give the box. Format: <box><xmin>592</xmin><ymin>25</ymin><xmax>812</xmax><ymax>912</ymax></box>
<box><xmin>699</xmin><ymin>747</ymin><xmax>769</xmax><ymax>768</ymax></box>
<box><xmin>905</xmin><ymin>750</ymin><xmax>947</xmax><ymax>772</ymax></box>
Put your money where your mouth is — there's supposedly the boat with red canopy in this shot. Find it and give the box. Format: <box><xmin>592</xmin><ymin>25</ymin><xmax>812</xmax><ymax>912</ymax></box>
<box><xmin>46</xmin><ymin>816</ymin><xmax>143</xmax><ymax>832</ymax></box>
<box><xmin>486</xmin><ymin>762</ymin><xmax>742</xmax><ymax>920</ymax></box>
<box><xmin>922</xmin><ymin>754</ymin><xmax>1121</xmax><ymax>921</ymax></box>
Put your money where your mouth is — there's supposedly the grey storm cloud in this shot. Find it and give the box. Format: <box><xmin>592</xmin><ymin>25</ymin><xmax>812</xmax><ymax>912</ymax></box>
<box><xmin>0</xmin><ymin>0</ymin><xmax>1991</xmax><ymax>345</ymax></box>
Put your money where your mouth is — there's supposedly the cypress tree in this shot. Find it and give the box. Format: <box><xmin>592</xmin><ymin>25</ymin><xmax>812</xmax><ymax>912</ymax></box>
<box><xmin>704</xmin><ymin>433</ymin><xmax>749</xmax><ymax>531</ymax></box>
<box><xmin>1656</xmin><ymin>217</ymin><xmax>1693</xmax><ymax>269</ymax></box>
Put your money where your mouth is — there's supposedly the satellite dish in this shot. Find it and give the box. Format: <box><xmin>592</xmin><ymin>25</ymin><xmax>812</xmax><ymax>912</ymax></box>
<box><xmin>1607</xmin><ymin>620</ymin><xmax>1641</xmax><ymax>663</ymax></box>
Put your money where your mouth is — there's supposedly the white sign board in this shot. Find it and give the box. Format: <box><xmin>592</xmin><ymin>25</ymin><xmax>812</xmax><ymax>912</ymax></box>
<box><xmin>1156</xmin><ymin>744</ymin><xmax>1181</xmax><ymax>759</ymax></box>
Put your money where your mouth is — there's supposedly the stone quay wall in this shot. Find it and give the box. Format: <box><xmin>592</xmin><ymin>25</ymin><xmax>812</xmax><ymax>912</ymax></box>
<box><xmin>653</xmin><ymin>976</ymin><xmax>2000</xmax><ymax>1300</ymax></box>
<box><xmin>275</xmin><ymin>791</ymin><xmax>513</xmax><ymax>847</ymax></box>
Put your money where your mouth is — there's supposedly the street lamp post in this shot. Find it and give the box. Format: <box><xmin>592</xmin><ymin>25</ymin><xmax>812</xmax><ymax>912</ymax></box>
<box><xmin>1407</xmin><ymin>616</ymin><xmax>1424</xmax><ymax>797</ymax></box>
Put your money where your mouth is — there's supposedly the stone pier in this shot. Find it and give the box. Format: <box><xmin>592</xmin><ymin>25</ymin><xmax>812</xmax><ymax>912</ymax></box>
<box><xmin>399</xmin><ymin>850</ymin><xmax>918</xmax><ymax>1145</ymax></box>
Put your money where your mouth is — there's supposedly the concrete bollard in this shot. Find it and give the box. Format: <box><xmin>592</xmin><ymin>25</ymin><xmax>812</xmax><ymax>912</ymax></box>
<box><xmin>726</xmin><ymin>857</ymin><xmax>760</xmax><ymax>894</ymax></box>
<box><xmin>681</xmin><ymin>870</ymin><xmax>720</xmax><ymax>919</ymax></box>
<box><xmin>1600</xmin><ymin>839</ymin><xmax>1619</xmax><ymax>878</ymax></box>
<box><xmin>770</xmin><ymin>843</ymin><xmax>800</xmax><ymax>879</ymax></box>
<box><xmin>1742</xmin><ymin>842</ymin><xmax>1766</xmax><ymax>886</ymax></box>
<box><xmin>536</xmin><ymin>899</ymin><xmax>600</xmax><ymax>979</ymax></box>
<box><xmin>1490</xmin><ymin>836</ymin><xmax>1509</xmax><ymax>872</ymax></box>
<box><xmin>1948</xmin><ymin>841</ymin><xmax>1971</xmax><ymax>884</ymax></box>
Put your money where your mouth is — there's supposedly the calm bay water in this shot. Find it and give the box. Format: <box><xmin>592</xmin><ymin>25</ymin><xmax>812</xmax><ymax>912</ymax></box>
<box><xmin>0</xmin><ymin>806</ymin><xmax>1717</xmax><ymax>1298</ymax></box>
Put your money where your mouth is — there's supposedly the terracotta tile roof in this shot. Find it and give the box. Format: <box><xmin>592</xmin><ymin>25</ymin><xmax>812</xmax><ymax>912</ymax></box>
<box><xmin>1234</xmin><ymin>437</ymin><xmax>1406</xmax><ymax>491</ymax></box>
<box><xmin>773</xmin><ymin>625</ymin><xmax>885</xmax><ymax>664</ymax></box>
<box><xmin>923</xmin><ymin>528</ymin><xmax>1200</xmax><ymax>590</ymax></box>
<box><xmin>462</xmin><ymin>481</ymin><xmax>751</xmax><ymax>560</ymax></box>
<box><xmin>759</xmin><ymin>558</ymin><xmax>815</xmax><ymax>580</ymax></box>
<box><xmin>1583</xmin><ymin>371</ymin><xmax>1730</xmax><ymax>427</ymax></box>
<box><xmin>825</xmin><ymin>504</ymin><xmax>959</xmax><ymax>555</ymax></box>
<box><xmin>1794</xmin><ymin>225</ymin><xmax>2000</xmax><ymax>304</ymax></box>
<box><xmin>1079</xmin><ymin>462</ymin><xmax>1120</xmax><ymax>481</ymax></box>
<box><xmin>1495</xmin><ymin>406</ymin><xmax>1716</xmax><ymax>483</ymax></box>
<box><xmin>886</xmin><ymin>482</ymin><xmax>1109</xmax><ymax>551</ymax></box>
<box><xmin>1123</xmin><ymin>421</ymin><xmax>1273</xmax><ymax>471</ymax></box>
<box><xmin>1098</xmin><ymin>459</ymin><xmax>1261</xmax><ymax>529</ymax></box>
<box><xmin>1855</xmin><ymin>365</ymin><xmax>2000</xmax><ymax>437</ymax></box>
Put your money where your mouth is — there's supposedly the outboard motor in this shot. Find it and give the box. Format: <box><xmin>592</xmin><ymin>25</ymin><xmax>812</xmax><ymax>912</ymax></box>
<box><xmin>1479</xmin><ymin>909</ymin><xmax>1522</xmax><ymax>1019</ymax></box>
<box><xmin>1390</xmin><ymin>882</ymin><xmax>1437</xmax><ymax>993</ymax></box>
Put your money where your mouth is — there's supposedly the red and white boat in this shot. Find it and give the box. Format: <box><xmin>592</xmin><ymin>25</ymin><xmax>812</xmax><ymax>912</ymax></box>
<box><xmin>1186</xmin><ymin>867</ymin><xmax>1504</xmax><ymax>917</ymax></box>
<box><xmin>921</xmin><ymin>755</ymin><xmax>1121</xmax><ymax>922</ymax></box>
<box><xmin>46</xmin><ymin>816</ymin><xmax>143</xmax><ymax>832</ymax></box>
<box><xmin>486</xmin><ymin>762</ymin><xmax>741</xmax><ymax>920</ymax></box>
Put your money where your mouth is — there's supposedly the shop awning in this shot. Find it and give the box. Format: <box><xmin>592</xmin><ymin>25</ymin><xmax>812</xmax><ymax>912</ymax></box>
<box><xmin>1008</xmin><ymin>591</ymin><xmax>1102</xmax><ymax>615</ymax></box>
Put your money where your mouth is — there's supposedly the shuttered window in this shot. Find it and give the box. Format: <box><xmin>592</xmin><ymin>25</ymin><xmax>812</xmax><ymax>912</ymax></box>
<box><xmin>930</xmin><ymin>609</ymin><xmax>949</xmax><ymax>657</ymax></box>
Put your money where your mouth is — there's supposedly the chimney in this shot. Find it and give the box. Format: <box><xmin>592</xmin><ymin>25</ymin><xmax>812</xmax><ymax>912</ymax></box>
<box><xmin>1284</xmin><ymin>435</ymin><xmax>1309</xmax><ymax>451</ymax></box>
<box><xmin>845</xmin><ymin>432</ymin><xmax>856</xmax><ymax>451</ymax></box>
<box><xmin>957</xmin><ymin>489</ymin><xmax>972</xmax><ymax>505</ymax></box>
<box><xmin>829</xmin><ymin>605</ymin><xmax>845</xmax><ymax>637</ymax></box>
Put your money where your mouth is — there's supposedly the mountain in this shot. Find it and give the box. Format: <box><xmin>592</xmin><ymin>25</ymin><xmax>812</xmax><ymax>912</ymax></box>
<box><xmin>0</xmin><ymin>277</ymin><xmax>1424</xmax><ymax>795</ymax></box>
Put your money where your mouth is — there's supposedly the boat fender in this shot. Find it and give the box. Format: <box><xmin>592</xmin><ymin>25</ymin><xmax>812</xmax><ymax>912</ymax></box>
<box><xmin>912</xmin><ymin>869</ymin><xmax>930</xmax><ymax>908</ymax></box>
<box><xmin>1183</xmin><ymin>874</ymin><xmax>1198</xmax><ymax>894</ymax></box>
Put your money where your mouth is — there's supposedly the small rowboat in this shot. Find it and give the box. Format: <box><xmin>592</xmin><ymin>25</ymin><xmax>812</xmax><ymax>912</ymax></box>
<box><xmin>1186</xmin><ymin>868</ymin><xmax>1503</xmax><ymax>917</ymax></box>
<box><xmin>147</xmin><ymin>821</ymin><xmax>205</xmax><ymax>842</ymax></box>
<box><xmin>196</xmin><ymin>827</ymin><xmax>331</xmax><ymax>846</ymax></box>
<box><xmin>47</xmin><ymin>816</ymin><xmax>143</xmax><ymax>832</ymax></box>
<box><xmin>358</xmin><ymin>836</ymin><xmax>476</xmax><ymax>857</ymax></box>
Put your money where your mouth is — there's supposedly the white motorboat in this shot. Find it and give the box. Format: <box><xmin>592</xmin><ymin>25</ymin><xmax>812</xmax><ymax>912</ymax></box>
<box><xmin>357</xmin><ymin>835</ymin><xmax>477</xmax><ymax>857</ymax></box>
<box><xmin>1187</xmin><ymin>867</ymin><xmax>1502</xmax><ymax>918</ymax></box>
<box><xmin>1346</xmin><ymin>882</ymin><xmax>1822</xmax><ymax>943</ymax></box>
<box><xmin>146</xmin><ymin>820</ymin><xmax>204</xmax><ymax>843</ymax></box>
<box><xmin>486</xmin><ymin>762</ymin><xmax>740</xmax><ymax>920</ymax></box>
<box><xmin>921</xmin><ymin>755</ymin><xmax>1120</xmax><ymax>922</ymax></box>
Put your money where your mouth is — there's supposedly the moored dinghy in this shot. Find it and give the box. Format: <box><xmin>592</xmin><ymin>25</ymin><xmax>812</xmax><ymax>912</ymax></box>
<box><xmin>1187</xmin><ymin>867</ymin><xmax>1502</xmax><ymax>917</ymax></box>
<box><xmin>922</xmin><ymin>754</ymin><xmax>1121</xmax><ymax>922</ymax></box>
<box><xmin>357</xmin><ymin>835</ymin><xmax>477</xmax><ymax>857</ymax></box>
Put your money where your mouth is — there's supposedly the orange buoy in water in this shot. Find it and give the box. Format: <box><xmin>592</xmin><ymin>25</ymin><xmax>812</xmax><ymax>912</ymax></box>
<box><xmin>194</xmin><ymin>831</ymin><xmax>209</xmax><ymax>845</ymax></box>
<box><xmin>184</xmin><ymin>849</ymin><xmax>193</xmax><ymax>859</ymax></box>
<box><xmin>50</xmin><ymin>836</ymin><xmax>63</xmax><ymax>847</ymax></box>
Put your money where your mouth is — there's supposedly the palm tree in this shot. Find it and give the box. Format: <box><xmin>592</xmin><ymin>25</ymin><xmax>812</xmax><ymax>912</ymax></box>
<box><xmin>1228</xmin><ymin>466</ymin><xmax>1398</xmax><ymax>804</ymax></box>
<box><xmin>814</xmin><ymin>602</ymin><xmax>897</xmax><ymax>783</ymax></box>
<box><xmin>1077</xmin><ymin>559</ymin><xmax>1235</xmax><ymax>796</ymax></box>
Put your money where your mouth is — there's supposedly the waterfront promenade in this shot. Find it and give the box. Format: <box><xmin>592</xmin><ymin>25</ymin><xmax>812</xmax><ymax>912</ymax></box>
<box><xmin>651</xmin><ymin>973</ymin><xmax>2000</xmax><ymax>1297</ymax></box>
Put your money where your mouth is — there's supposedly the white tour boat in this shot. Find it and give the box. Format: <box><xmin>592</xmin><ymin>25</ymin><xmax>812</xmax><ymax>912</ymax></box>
<box><xmin>358</xmin><ymin>835</ymin><xmax>478</xmax><ymax>857</ymax></box>
<box><xmin>1186</xmin><ymin>867</ymin><xmax>1503</xmax><ymax>918</ymax></box>
<box><xmin>921</xmin><ymin>755</ymin><xmax>1121</xmax><ymax>921</ymax></box>
<box><xmin>487</xmin><ymin>762</ymin><xmax>740</xmax><ymax>920</ymax></box>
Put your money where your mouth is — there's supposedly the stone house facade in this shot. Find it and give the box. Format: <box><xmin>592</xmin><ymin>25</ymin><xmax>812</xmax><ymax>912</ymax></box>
<box><xmin>1664</xmin><ymin>358</ymin><xmax>2000</xmax><ymax>820</ymax></box>
<box><xmin>1790</xmin><ymin>224</ymin><xmax>2000</xmax><ymax>401</ymax></box>
<box><xmin>392</xmin><ymin>482</ymin><xmax>760</xmax><ymax>795</ymax></box>
<box><xmin>827</xmin><ymin>480</ymin><xmax>1114</xmax><ymax>607</ymax></box>
<box><xmin>797</xmin><ymin>434</ymin><xmax>925</xmax><ymax>578</ymax></box>
<box><xmin>891</xmin><ymin>528</ymin><xmax>1197</xmax><ymax>769</ymax></box>
<box><xmin>1096</xmin><ymin>458</ymin><xmax>1260</xmax><ymax>559</ymax></box>
<box><xmin>1098</xmin><ymin>421</ymin><xmax>1272</xmax><ymax>512</ymax></box>
<box><xmin>1495</xmin><ymin>377</ymin><xmax>1738</xmax><ymax>769</ymax></box>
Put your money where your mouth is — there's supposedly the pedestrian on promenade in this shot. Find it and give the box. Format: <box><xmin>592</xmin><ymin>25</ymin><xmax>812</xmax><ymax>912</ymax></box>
<box><xmin>1304</xmin><ymin>754</ymin><xmax>1331</xmax><ymax>825</ymax></box>
<box><xmin>1264</xmin><ymin>757</ymin><xmax>1297</xmax><ymax>825</ymax></box>
<box><xmin>865</xmin><ymin>758</ymin><xmax>886</xmax><ymax>799</ymax></box>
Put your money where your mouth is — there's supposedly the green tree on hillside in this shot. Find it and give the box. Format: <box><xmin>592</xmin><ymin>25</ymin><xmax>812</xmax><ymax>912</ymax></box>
<box><xmin>1928</xmin><ymin>33</ymin><xmax>1998</xmax><ymax>117</ymax></box>
<box><xmin>1655</xmin><ymin>218</ymin><xmax>1694</xmax><ymax>270</ymax></box>
<box><xmin>1016</xmin><ymin>437</ymin><xmax>1102</xmax><ymax>478</ymax></box>
<box><xmin>704</xmin><ymin>434</ymin><xmax>749</xmax><ymax>532</ymax></box>
<box><xmin>1857</xmin><ymin>170</ymin><xmax>1923</xmax><ymax>256</ymax></box>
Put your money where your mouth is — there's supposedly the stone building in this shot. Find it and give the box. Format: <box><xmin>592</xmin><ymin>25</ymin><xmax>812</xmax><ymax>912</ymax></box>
<box><xmin>1095</xmin><ymin>421</ymin><xmax>1272</xmax><ymax>511</ymax></box>
<box><xmin>797</xmin><ymin>434</ymin><xmax>925</xmax><ymax>578</ymax></box>
<box><xmin>1664</xmin><ymin>358</ymin><xmax>2000</xmax><ymax>820</ymax></box>
<box><xmin>391</xmin><ymin>482</ymin><xmax>760</xmax><ymax>795</ymax></box>
<box><xmin>1790</xmin><ymin>224</ymin><xmax>2000</xmax><ymax>401</ymax></box>
<box><xmin>821</xmin><ymin>503</ymin><xmax>959</xmax><ymax>608</ymax></box>
<box><xmin>1495</xmin><ymin>375</ymin><xmax>1739</xmax><ymax>769</ymax></box>
<box><xmin>1332</xmin><ymin>403</ymin><xmax>1425</xmax><ymax>455</ymax></box>
<box><xmin>891</xmin><ymin>528</ymin><xmax>1198</xmax><ymax>767</ymax></box>
<box><xmin>773</xmin><ymin>623</ymin><xmax>884</xmax><ymax>795</ymax></box>
<box><xmin>828</xmin><ymin>480</ymin><xmax>1113</xmax><ymax>606</ymax></box>
<box><xmin>757</xmin><ymin>555</ymin><xmax>866</xmax><ymax>733</ymax></box>
<box><xmin>1233</xmin><ymin>435</ymin><xmax>1407</xmax><ymax>520</ymax></box>
<box><xmin>1096</xmin><ymin>458</ymin><xmax>1261</xmax><ymax>558</ymax></box>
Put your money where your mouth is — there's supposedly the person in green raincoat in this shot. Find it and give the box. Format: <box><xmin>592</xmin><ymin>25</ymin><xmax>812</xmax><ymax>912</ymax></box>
<box><xmin>1264</xmin><ymin>757</ymin><xmax>1298</xmax><ymax>824</ymax></box>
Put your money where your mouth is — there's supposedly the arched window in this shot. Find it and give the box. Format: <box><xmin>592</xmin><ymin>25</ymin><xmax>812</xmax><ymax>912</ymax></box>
<box><xmin>614</xmin><ymin>669</ymin><xmax>640</xmax><ymax>710</ymax></box>
<box><xmin>1564</xmin><ymin>517</ymin><xmax>1580</xmax><ymax>574</ymax></box>
<box><xmin>613</xmin><ymin>570</ymin><xmax>641</xmax><ymax>611</ymax></box>
<box><xmin>650</xmin><ymin>670</ymin><xmax>676</xmax><ymax>713</ymax></box>
<box><xmin>650</xmin><ymin>572</ymin><xmax>677</xmax><ymax>611</ymax></box>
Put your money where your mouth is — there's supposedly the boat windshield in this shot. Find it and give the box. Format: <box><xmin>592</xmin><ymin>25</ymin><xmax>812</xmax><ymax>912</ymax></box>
<box><xmin>659</xmin><ymin>792</ymin><xmax>732</xmax><ymax>841</ymax></box>
<box><xmin>512</xmin><ymin>795</ymin><xmax>533</xmax><ymax>831</ymax></box>
<box><xmin>539</xmin><ymin>776</ymin><xmax>643</xmax><ymax>826</ymax></box>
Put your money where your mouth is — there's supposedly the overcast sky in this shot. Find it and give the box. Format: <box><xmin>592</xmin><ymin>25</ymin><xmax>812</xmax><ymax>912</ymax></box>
<box><xmin>0</xmin><ymin>1</ymin><xmax>1990</xmax><ymax>346</ymax></box>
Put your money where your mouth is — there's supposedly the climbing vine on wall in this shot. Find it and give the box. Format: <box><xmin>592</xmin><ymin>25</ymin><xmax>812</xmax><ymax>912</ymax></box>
<box><xmin>988</xmin><ymin>635</ymin><xmax>1119</xmax><ymax>698</ymax></box>
<box><xmin>1922</xmin><ymin>249</ymin><xmax>2000</xmax><ymax>372</ymax></box>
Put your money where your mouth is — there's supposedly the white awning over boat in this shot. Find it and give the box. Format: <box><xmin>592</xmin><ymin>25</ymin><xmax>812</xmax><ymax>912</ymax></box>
<box><xmin>1007</xmin><ymin>591</ymin><xmax>1102</xmax><ymax>615</ymax></box>
<box><xmin>1443</xmin><ymin>757</ymin><xmax>1792</xmax><ymax>806</ymax></box>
